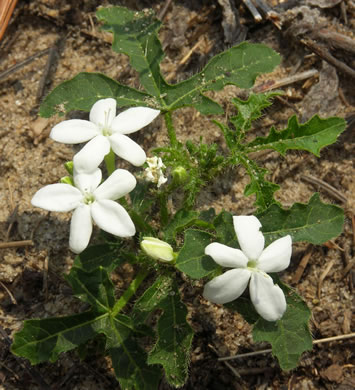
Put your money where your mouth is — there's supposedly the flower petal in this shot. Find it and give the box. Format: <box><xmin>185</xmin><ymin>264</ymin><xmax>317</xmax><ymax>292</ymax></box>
<box><xmin>74</xmin><ymin>168</ymin><xmax>102</xmax><ymax>193</ymax></box>
<box><xmin>50</xmin><ymin>120</ymin><xmax>99</xmax><ymax>144</ymax></box>
<box><xmin>73</xmin><ymin>135</ymin><xmax>111</xmax><ymax>173</ymax></box>
<box><xmin>89</xmin><ymin>98</ymin><xmax>117</xmax><ymax>127</ymax></box>
<box><xmin>203</xmin><ymin>268</ymin><xmax>251</xmax><ymax>304</ymax></box>
<box><xmin>111</xmin><ymin>107</ymin><xmax>160</xmax><ymax>134</ymax></box>
<box><xmin>109</xmin><ymin>133</ymin><xmax>146</xmax><ymax>166</ymax></box>
<box><xmin>249</xmin><ymin>272</ymin><xmax>287</xmax><ymax>321</ymax></box>
<box><xmin>31</xmin><ymin>184</ymin><xmax>82</xmax><ymax>212</ymax></box>
<box><xmin>233</xmin><ymin>216</ymin><xmax>265</xmax><ymax>260</ymax></box>
<box><xmin>94</xmin><ymin>169</ymin><xmax>136</xmax><ymax>201</ymax></box>
<box><xmin>205</xmin><ymin>243</ymin><xmax>248</xmax><ymax>268</ymax></box>
<box><xmin>69</xmin><ymin>204</ymin><xmax>93</xmax><ymax>253</ymax></box>
<box><xmin>91</xmin><ymin>199</ymin><xmax>135</xmax><ymax>237</ymax></box>
<box><xmin>258</xmin><ymin>235</ymin><xmax>292</xmax><ymax>273</ymax></box>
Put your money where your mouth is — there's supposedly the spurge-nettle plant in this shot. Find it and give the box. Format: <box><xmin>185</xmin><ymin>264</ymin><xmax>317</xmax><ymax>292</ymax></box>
<box><xmin>11</xmin><ymin>5</ymin><xmax>346</xmax><ymax>389</ymax></box>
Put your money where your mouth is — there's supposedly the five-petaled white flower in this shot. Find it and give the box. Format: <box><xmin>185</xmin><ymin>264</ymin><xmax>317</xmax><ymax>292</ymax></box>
<box><xmin>50</xmin><ymin>98</ymin><xmax>160</xmax><ymax>173</ymax></box>
<box><xmin>31</xmin><ymin>168</ymin><xmax>137</xmax><ymax>254</ymax></box>
<box><xmin>143</xmin><ymin>156</ymin><xmax>167</xmax><ymax>188</ymax></box>
<box><xmin>203</xmin><ymin>216</ymin><xmax>292</xmax><ymax>322</ymax></box>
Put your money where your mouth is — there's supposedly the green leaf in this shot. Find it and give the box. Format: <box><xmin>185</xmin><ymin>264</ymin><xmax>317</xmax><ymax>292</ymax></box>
<box><xmin>97</xmin><ymin>6</ymin><xmax>165</xmax><ymax>99</ymax></box>
<box><xmin>66</xmin><ymin>267</ymin><xmax>115</xmax><ymax>313</ymax></box>
<box><xmin>11</xmin><ymin>311</ymin><xmax>109</xmax><ymax>364</ymax></box>
<box><xmin>253</xmin><ymin>279</ymin><xmax>312</xmax><ymax>370</ymax></box>
<box><xmin>40</xmin><ymin>72</ymin><xmax>152</xmax><ymax>117</ymax></box>
<box><xmin>147</xmin><ymin>281</ymin><xmax>193</xmax><ymax>387</ymax></box>
<box><xmin>164</xmin><ymin>43</ymin><xmax>280</xmax><ymax>114</ymax></box>
<box><xmin>110</xmin><ymin>337</ymin><xmax>162</xmax><ymax>390</ymax></box>
<box><xmin>213</xmin><ymin>210</ymin><xmax>238</xmax><ymax>247</ymax></box>
<box><xmin>231</xmin><ymin>91</ymin><xmax>280</xmax><ymax>132</ymax></box>
<box><xmin>258</xmin><ymin>193</ymin><xmax>344</xmax><ymax>245</ymax></box>
<box><xmin>247</xmin><ymin>115</ymin><xmax>347</xmax><ymax>157</ymax></box>
<box><xmin>73</xmin><ymin>244</ymin><xmax>125</xmax><ymax>273</ymax></box>
<box><xmin>164</xmin><ymin>209</ymin><xmax>199</xmax><ymax>242</ymax></box>
<box><xmin>133</xmin><ymin>275</ymin><xmax>193</xmax><ymax>387</ymax></box>
<box><xmin>240</xmin><ymin>155</ymin><xmax>280</xmax><ymax>211</ymax></box>
<box><xmin>225</xmin><ymin>297</ymin><xmax>260</xmax><ymax>324</ymax></box>
<box><xmin>176</xmin><ymin>229</ymin><xmax>218</xmax><ymax>279</ymax></box>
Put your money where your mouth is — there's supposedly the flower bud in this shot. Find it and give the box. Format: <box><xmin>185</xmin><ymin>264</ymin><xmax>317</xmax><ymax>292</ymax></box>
<box><xmin>141</xmin><ymin>237</ymin><xmax>174</xmax><ymax>262</ymax></box>
<box><xmin>64</xmin><ymin>161</ymin><xmax>74</xmax><ymax>175</ymax></box>
<box><xmin>60</xmin><ymin>176</ymin><xmax>74</xmax><ymax>186</ymax></box>
<box><xmin>172</xmin><ymin>166</ymin><xmax>188</xmax><ymax>185</ymax></box>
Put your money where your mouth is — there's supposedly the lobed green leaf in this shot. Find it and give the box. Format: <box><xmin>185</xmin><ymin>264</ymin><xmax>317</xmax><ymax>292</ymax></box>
<box><xmin>253</xmin><ymin>279</ymin><xmax>312</xmax><ymax>370</ymax></box>
<box><xmin>176</xmin><ymin>229</ymin><xmax>218</xmax><ymax>279</ymax></box>
<box><xmin>247</xmin><ymin>115</ymin><xmax>347</xmax><ymax>156</ymax></box>
<box><xmin>258</xmin><ymin>193</ymin><xmax>344</xmax><ymax>246</ymax></box>
<box><xmin>40</xmin><ymin>72</ymin><xmax>152</xmax><ymax>117</ymax></box>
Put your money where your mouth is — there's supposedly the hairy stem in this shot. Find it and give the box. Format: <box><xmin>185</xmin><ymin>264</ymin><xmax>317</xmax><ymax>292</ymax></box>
<box><xmin>112</xmin><ymin>268</ymin><xmax>149</xmax><ymax>316</ymax></box>
<box><xmin>164</xmin><ymin>111</ymin><xmax>178</xmax><ymax>147</ymax></box>
<box><xmin>104</xmin><ymin>149</ymin><xmax>116</xmax><ymax>175</ymax></box>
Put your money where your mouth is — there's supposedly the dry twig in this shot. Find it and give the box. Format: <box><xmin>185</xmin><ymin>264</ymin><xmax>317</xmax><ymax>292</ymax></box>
<box><xmin>293</xmin><ymin>246</ymin><xmax>313</xmax><ymax>284</ymax></box>
<box><xmin>0</xmin><ymin>240</ymin><xmax>33</xmax><ymax>249</ymax></box>
<box><xmin>317</xmin><ymin>260</ymin><xmax>335</xmax><ymax>298</ymax></box>
<box><xmin>218</xmin><ymin>333</ymin><xmax>355</xmax><ymax>362</ymax></box>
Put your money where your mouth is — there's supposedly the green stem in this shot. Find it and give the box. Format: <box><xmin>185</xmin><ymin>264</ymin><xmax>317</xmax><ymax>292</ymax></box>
<box><xmin>112</xmin><ymin>268</ymin><xmax>149</xmax><ymax>316</ymax></box>
<box><xmin>159</xmin><ymin>191</ymin><xmax>169</xmax><ymax>226</ymax></box>
<box><xmin>164</xmin><ymin>111</ymin><xmax>178</xmax><ymax>147</ymax></box>
<box><xmin>104</xmin><ymin>149</ymin><xmax>116</xmax><ymax>175</ymax></box>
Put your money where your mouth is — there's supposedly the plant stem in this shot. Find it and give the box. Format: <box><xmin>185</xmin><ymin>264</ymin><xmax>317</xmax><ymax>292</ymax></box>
<box><xmin>159</xmin><ymin>192</ymin><xmax>169</xmax><ymax>226</ymax></box>
<box><xmin>164</xmin><ymin>111</ymin><xmax>178</xmax><ymax>147</ymax></box>
<box><xmin>112</xmin><ymin>268</ymin><xmax>149</xmax><ymax>315</ymax></box>
<box><xmin>104</xmin><ymin>149</ymin><xmax>116</xmax><ymax>175</ymax></box>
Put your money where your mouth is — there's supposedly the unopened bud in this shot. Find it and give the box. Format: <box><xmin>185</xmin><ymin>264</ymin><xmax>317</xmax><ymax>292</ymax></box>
<box><xmin>64</xmin><ymin>161</ymin><xmax>74</xmax><ymax>175</ymax></box>
<box><xmin>60</xmin><ymin>176</ymin><xmax>74</xmax><ymax>186</ymax></box>
<box><xmin>141</xmin><ymin>237</ymin><xmax>174</xmax><ymax>262</ymax></box>
<box><xmin>172</xmin><ymin>166</ymin><xmax>188</xmax><ymax>185</ymax></box>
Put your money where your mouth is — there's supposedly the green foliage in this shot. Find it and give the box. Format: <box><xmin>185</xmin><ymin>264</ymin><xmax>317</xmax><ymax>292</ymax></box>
<box><xmin>176</xmin><ymin>229</ymin><xmax>218</xmax><ymax>279</ymax></box>
<box><xmin>40</xmin><ymin>73</ymin><xmax>151</xmax><ymax>117</ymax></box>
<box><xmin>253</xmin><ymin>278</ymin><xmax>313</xmax><ymax>370</ymax></box>
<box><xmin>133</xmin><ymin>275</ymin><xmax>193</xmax><ymax>387</ymax></box>
<box><xmin>247</xmin><ymin>115</ymin><xmax>347</xmax><ymax>156</ymax></box>
<box><xmin>258</xmin><ymin>193</ymin><xmax>344</xmax><ymax>246</ymax></box>
<box><xmin>231</xmin><ymin>92</ymin><xmax>280</xmax><ymax>133</ymax></box>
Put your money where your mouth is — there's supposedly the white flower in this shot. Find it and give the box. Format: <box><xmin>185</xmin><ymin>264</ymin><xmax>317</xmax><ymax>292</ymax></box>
<box><xmin>50</xmin><ymin>98</ymin><xmax>160</xmax><ymax>173</ymax></box>
<box><xmin>203</xmin><ymin>216</ymin><xmax>292</xmax><ymax>321</ymax></box>
<box><xmin>141</xmin><ymin>237</ymin><xmax>174</xmax><ymax>262</ymax></box>
<box><xmin>31</xmin><ymin>168</ymin><xmax>137</xmax><ymax>254</ymax></box>
<box><xmin>143</xmin><ymin>156</ymin><xmax>167</xmax><ymax>188</ymax></box>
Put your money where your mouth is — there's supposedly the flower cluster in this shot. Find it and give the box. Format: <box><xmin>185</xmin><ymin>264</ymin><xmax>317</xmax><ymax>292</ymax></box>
<box><xmin>203</xmin><ymin>216</ymin><xmax>292</xmax><ymax>321</ymax></box>
<box><xmin>143</xmin><ymin>156</ymin><xmax>167</xmax><ymax>188</ymax></box>
<box><xmin>32</xmin><ymin>99</ymin><xmax>160</xmax><ymax>253</ymax></box>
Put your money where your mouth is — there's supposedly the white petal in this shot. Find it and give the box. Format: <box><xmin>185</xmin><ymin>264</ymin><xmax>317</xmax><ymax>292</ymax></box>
<box><xmin>94</xmin><ymin>169</ymin><xmax>136</xmax><ymax>201</ymax></box>
<box><xmin>249</xmin><ymin>272</ymin><xmax>287</xmax><ymax>321</ymax></box>
<box><xmin>73</xmin><ymin>135</ymin><xmax>111</xmax><ymax>173</ymax></box>
<box><xmin>111</xmin><ymin>107</ymin><xmax>160</xmax><ymax>134</ymax></box>
<box><xmin>205</xmin><ymin>243</ymin><xmax>248</xmax><ymax>268</ymax></box>
<box><xmin>203</xmin><ymin>268</ymin><xmax>251</xmax><ymax>304</ymax></box>
<box><xmin>91</xmin><ymin>199</ymin><xmax>135</xmax><ymax>237</ymax></box>
<box><xmin>50</xmin><ymin>120</ymin><xmax>99</xmax><ymax>144</ymax></box>
<box><xmin>74</xmin><ymin>168</ymin><xmax>102</xmax><ymax>193</ymax></box>
<box><xmin>69</xmin><ymin>204</ymin><xmax>93</xmax><ymax>253</ymax></box>
<box><xmin>31</xmin><ymin>184</ymin><xmax>82</xmax><ymax>212</ymax></box>
<box><xmin>109</xmin><ymin>133</ymin><xmax>146</xmax><ymax>166</ymax></box>
<box><xmin>258</xmin><ymin>235</ymin><xmax>292</xmax><ymax>273</ymax></box>
<box><xmin>233</xmin><ymin>216</ymin><xmax>265</xmax><ymax>260</ymax></box>
<box><xmin>89</xmin><ymin>98</ymin><xmax>117</xmax><ymax>127</ymax></box>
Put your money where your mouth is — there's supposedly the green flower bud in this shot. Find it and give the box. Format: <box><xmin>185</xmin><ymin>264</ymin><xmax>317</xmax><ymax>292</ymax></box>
<box><xmin>141</xmin><ymin>237</ymin><xmax>174</xmax><ymax>262</ymax></box>
<box><xmin>172</xmin><ymin>166</ymin><xmax>188</xmax><ymax>185</ymax></box>
<box><xmin>60</xmin><ymin>176</ymin><xmax>74</xmax><ymax>186</ymax></box>
<box><xmin>64</xmin><ymin>161</ymin><xmax>74</xmax><ymax>175</ymax></box>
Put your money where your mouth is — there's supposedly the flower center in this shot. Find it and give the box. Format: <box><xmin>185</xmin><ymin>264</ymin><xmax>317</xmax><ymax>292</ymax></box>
<box><xmin>101</xmin><ymin>109</ymin><xmax>113</xmax><ymax>136</ymax></box>
<box><xmin>247</xmin><ymin>260</ymin><xmax>258</xmax><ymax>269</ymax></box>
<box><xmin>83</xmin><ymin>192</ymin><xmax>95</xmax><ymax>205</ymax></box>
